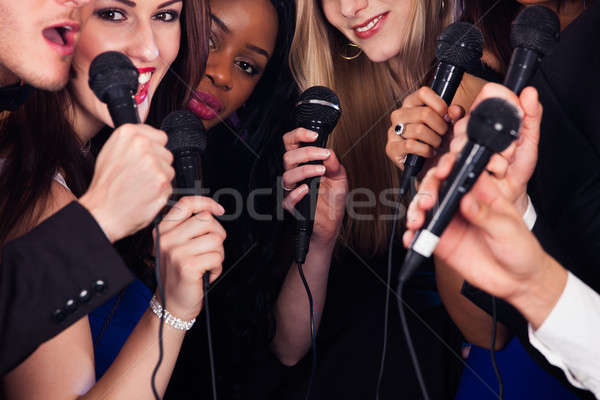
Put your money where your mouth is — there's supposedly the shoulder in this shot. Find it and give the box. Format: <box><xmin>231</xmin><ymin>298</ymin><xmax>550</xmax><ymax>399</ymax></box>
<box><xmin>455</xmin><ymin>73</ymin><xmax>487</xmax><ymax>112</ymax></box>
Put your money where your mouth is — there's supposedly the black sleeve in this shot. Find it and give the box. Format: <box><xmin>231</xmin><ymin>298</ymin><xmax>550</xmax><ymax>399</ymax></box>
<box><xmin>0</xmin><ymin>201</ymin><xmax>133</xmax><ymax>375</ymax></box>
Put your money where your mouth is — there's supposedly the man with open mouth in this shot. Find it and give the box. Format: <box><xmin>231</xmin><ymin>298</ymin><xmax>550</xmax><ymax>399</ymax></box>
<box><xmin>0</xmin><ymin>0</ymin><xmax>173</xmax><ymax>376</ymax></box>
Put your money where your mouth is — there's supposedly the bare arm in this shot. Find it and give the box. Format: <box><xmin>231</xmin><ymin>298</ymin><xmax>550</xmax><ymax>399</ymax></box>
<box><xmin>271</xmin><ymin>128</ymin><xmax>347</xmax><ymax>366</ymax></box>
<box><xmin>3</xmin><ymin>188</ymin><xmax>225</xmax><ymax>399</ymax></box>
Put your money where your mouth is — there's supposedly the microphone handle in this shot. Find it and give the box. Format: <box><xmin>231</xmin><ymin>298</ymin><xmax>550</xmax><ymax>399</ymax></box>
<box><xmin>403</xmin><ymin>62</ymin><xmax>465</xmax><ymax>184</ymax></box>
<box><xmin>504</xmin><ymin>47</ymin><xmax>541</xmax><ymax>95</ymax></box>
<box><xmin>410</xmin><ymin>141</ymin><xmax>492</xmax><ymax>257</ymax></box>
<box><xmin>107</xmin><ymin>87</ymin><xmax>140</xmax><ymax>128</ymax></box>
<box><xmin>294</xmin><ymin>123</ymin><xmax>333</xmax><ymax>265</ymax></box>
<box><xmin>295</xmin><ymin>164</ymin><xmax>322</xmax><ymax>265</ymax></box>
<box><xmin>172</xmin><ymin>149</ymin><xmax>204</xmax><ymax>199</ymax></box>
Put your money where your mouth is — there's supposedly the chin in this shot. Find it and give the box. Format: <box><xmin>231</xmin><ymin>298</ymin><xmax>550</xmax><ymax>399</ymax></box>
<box><xmin>26</xmin><ymin>65</ymin><xmax>70</xmax><ymax>91</ymax></box>
<box><xmin>363</xmin><ymin>46</ymin><xmax>400</xmax><ymax>63</ymax></box>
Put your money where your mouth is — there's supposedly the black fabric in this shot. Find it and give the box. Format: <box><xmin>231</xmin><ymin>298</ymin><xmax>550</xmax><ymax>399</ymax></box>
<box><xmin>278</xmin><ymin>246</ymin><xmax>464</xmax><ymax>400</ymax></box>
<box><xmin>0</xmin><ymin>201</ymin><xmax>133</xmax><ymax>375</ymax></box>
<box><xmin>0</xmin><ymin>83</ymin><xmax>33</xmax><ymax>112</ymax></box>
<box><xmin>461</xmin><ymin>3</ymin><xmax>600</xmax><ymax>399</ymax></box>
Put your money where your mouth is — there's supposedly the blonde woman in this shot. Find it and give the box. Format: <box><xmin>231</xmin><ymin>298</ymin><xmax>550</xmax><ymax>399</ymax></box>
<box><xmin>270</xmin><ymin>0</ymin><xmax>503</xmax><ymax>398</ymax></box>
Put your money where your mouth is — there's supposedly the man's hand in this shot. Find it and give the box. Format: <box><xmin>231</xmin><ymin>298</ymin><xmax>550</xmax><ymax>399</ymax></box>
<box><xmin>80</xmin><ymin>123</ymin><xmax>174</xmax><ymax>242</ymax></box>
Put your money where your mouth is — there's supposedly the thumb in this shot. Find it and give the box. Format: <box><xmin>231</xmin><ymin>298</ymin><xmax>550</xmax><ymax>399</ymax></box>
<box><xmin>508</xmin><ymin>87</ymin><xmax>542</xmax><ymax>185</ymax></box>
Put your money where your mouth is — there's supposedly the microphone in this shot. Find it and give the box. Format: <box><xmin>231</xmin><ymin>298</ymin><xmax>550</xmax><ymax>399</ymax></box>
<box><xmin>294</xmin><ymin>86</ymin><xmax>341</xmax><ymax>265</ymax></box>
<box><xmin>400</xmin><ymin>98</ymin><xmax>521</xmax><ymax>280</ymax></box>
<box><xmin>504</xmin><ymin>5</ymin><xmax>560</xmax><ymax>95</ymax></box>
<box><xmin>162</xmin><ymin>110</ymin><xmax>217</xmax><ymax>400</ymax></box>
<box><xmin>400</xmin><ymin>22</ymin><xmax>483</xmax><ymax>194</ymax></box>
<box><xmin>162</xmin><ymin>109</ymin><xmax>207</xmax><ymax>196</ymax></box>
<box><xmin>89</xmin><ymin>51</ymin><xmax>140</xmax><ymax>127</ymax></box>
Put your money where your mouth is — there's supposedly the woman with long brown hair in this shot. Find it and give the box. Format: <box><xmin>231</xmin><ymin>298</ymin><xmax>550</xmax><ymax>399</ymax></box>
<box><xmin>0</xmin><ymin>0</ymin><xmax>226</xmax><ymax>398</ymax></box>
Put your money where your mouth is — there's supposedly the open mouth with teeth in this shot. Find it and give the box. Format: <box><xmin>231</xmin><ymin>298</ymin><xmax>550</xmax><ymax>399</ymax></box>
<box><xmin>42</xmin><ymin>23</ymin><xmax>79</xmax><ymax>56</ymax></box>
<box><xmin>135</xmin><ymin>67</ymin><xmax>155</xmax><ymax>105</ymax></box>
<box><xmin>353</xmin><ymin>12</ymin><xmax>388</xmax><ymax>39</ymax></box>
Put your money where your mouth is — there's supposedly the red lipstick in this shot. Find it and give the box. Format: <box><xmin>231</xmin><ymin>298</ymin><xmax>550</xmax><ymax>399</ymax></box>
<box><xmin>135</xmin><ymin>67</ymin><xmax>155</xmax><ymax>105</ymax></box>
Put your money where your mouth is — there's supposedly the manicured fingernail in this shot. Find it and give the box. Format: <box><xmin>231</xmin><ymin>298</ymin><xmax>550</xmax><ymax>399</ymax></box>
<box><xmin>323</xmin><ymin>150</ymin><xmax>331</xmax><ymax>157</ymax></box>
<box><xmin>299</xmin><ymin>184</ymin><xmax>308</xmax><ymax>193</ymax></box>
<box><xmin>443</xmin><ymin>113</ymin><xmax>451</xmax><ymax>123</ymax></box>
<box><xmin>318</xmin><ymin>165</ymin><xmax>326</xmax><ymax>174</ymax></box>
<box><xmin>311</xmin><ymin>131</ymin><xmax>319</xmax><ymax>139</ymax></box>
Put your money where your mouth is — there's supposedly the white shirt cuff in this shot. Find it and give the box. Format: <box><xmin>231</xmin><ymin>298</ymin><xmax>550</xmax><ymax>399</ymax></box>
<box><xmin>528</xmin><ymin>272</ymin><xmax>600</xmax><ymax>398</ymax></box>
<box><xmin>522</xmin><ymin>195</ymin><xmax>537</xmax><ymax>231</ymax></box>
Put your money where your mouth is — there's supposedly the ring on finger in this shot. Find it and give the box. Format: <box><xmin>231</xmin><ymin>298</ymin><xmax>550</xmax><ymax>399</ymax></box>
<box><xmin>394</xmin><ymin>123</ymin><xmax>406</xmax><ymax>139</ymax></box>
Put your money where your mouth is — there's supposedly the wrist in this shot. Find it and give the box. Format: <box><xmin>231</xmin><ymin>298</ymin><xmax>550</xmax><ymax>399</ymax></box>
<box><xmin>508</xmin><ymin>254</ymin><xmax>568</xmax><ymax>329</ymax></box>
<box><xmin>515</xmin><ymin>192</ymin><xmax>529</xmax><ymax>216</ymax></box>
<box><xmin>79</xmin><ymin>193</ymin><xmax>118</xmax><ymax>243</ymax></box>
<box><xmin>310</xmin><ymin>234</ymin><xmax>338</xmax><ymax>254</ymax></box>
<box><xmin>150</xmin><ymin>294</ymin><xmax>198</xmax><ymax>330</ymax></box>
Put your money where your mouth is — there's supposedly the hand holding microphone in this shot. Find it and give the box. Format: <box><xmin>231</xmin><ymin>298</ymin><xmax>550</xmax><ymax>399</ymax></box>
<box><xmin>156</xmin><ymin>109</ymin><xmax>226</xmax><ymax>320</ymax></box>
<box><xmin>386</xmin><ymin>22</ymin><xmax>483</xmax><ymax>191</ymax></box>
<box><xmin>281</xmin><ymin>87</ymin><xmax>347</xmax><ymax>263</ymax></box>
<box><xmin>80</xmin><ymin>51</ymin><xmax>174</xmax><ymax>242</ymax></box>
<box><xmin>404</xmin><ymin>83</ymin><xmax>544</xmax><ymax>298</ymax></box>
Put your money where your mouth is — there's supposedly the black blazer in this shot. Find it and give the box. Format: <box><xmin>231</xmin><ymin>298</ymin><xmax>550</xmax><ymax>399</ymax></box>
<box><xmin>463</xmin><ymin>3</ymin><xmax>600</xmax><ymax>398</ymax></box>
<box><xmin>0</xmin><ymin>202</ymin><xmax>133</xmax><ymax>375</ymax></box>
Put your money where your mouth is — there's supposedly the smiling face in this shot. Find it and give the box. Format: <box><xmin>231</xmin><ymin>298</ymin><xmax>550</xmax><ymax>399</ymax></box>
<box><xmin>0</xmin><ymin>0</ymin><xmax>89</xmax><ymax>89</ymax></box>
<box><xmin>321</xmin><ymin>0</ymin><xmax>413</xmax><ymax>63</ymax></box>
<box><xmin>69</xmin><ymin>0</ymin><xmax>181</xmax><ymax>132</ymax></box>
<box><xmin>187</xmin><ymin>0</ymin><xmax>277</xmax><ymax>130</ymax></box>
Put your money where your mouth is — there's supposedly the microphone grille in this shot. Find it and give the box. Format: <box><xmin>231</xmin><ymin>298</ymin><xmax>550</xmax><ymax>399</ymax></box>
<box><xmin>510</xmin><ymin>5</ymin><xmax>560</xmax><ymax>56</ymax></box>
<box><xmin>436</xmin><ymin>22</ymin><xmax>483</xmax><ymax>70</ymax></box>
<box><xmin>89</xmin><ymin>51</ymin><xmax>139</xmax><ymax>104</ymax></box>
<box><xmin>467</xmin><ymin>98</ymin><xmax>521</xmax><ymax>153</ymax></box>
<box><xmin>162</xmin><ymin>110</ymin><xmax>208</xmax><ymax>154</ymax></box>
<box><xmin>296</xmin><ymin>86</ymin><xmax>341</xmax><ymax>130</ymax></box>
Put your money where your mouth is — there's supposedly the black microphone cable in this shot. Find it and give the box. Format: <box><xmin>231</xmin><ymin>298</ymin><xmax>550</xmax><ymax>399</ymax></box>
<box><xmin>297</xmin><ymin>262</ymin><xmax>317</xmax><ymax>400</ymax></box>
<box><xmin>490</xmin><ymin>296</ymin><xmax>503</xmax><ymax>400</ymax></box>
<box><xmin>203</xmin><ymin>273</ymin><xmax>218</xmax><ymax>400</ymax></box>
<box><xmin>375</xmin><ymin>184</ymin><xmax>407</xmax><ymax>400</ymax></box>
<box><xmin>381</xmin><ymin>178</ymin><xmax>431</xmax><ymax>400</ymax></box>
<box><xmin>151</xmin><ymin>218</ymin><xmax>165</xmax><ymax>400</ymax></box>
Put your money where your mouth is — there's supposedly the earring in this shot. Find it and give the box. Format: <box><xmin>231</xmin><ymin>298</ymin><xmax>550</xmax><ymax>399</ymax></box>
<box><xmin>339</xmin><ymin>42</ymin><xmax>362</xmax><ymax>61</ymax></box>
<box><xmin>441</xmin><ymin>0</ymin><xmax>446</xmax><ymax>14</ymax></box>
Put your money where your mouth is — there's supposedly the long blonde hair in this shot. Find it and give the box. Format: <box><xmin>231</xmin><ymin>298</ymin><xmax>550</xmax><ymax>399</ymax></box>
<box><xmin>290</xmin><ymin>0</ymin><xmax>454</xmax><ymax>255</ymax></box>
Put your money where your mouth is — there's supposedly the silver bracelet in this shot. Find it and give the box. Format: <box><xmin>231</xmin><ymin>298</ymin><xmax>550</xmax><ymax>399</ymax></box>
<box><xmin>149</xmin><ymin>295</ymin><xmax>196</xmax><ymax>331</ymax></box>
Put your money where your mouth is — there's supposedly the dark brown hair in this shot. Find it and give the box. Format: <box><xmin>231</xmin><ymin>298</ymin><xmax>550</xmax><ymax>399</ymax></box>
<box><xmin>460</xmin><ymin>0</ymin><xmax>521</xmax><ymax>73</ymax></box>
<box><xmin>0</xmin><ymin>0</ymin><xmax>210</xmax><ymax>245</ymax></box>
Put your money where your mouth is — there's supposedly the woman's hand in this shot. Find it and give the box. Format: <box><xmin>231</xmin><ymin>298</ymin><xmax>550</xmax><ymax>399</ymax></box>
<box><xmin>281</xmin><ymin>128</ymin><xmax>348</xmax><ymax>247</ymax></box>
<box><xmin>155</xmin><ymin>196</ymin><xmax>226</xmax><ymax>321</ymax></box>
<box><xmin>386</xmin><ymin>87</ymin><xmax>464</xmax><ymax>174</ymax></box>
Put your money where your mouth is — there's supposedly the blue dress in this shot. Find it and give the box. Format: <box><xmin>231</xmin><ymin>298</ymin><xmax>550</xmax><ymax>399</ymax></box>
<box><xmin>456</xmin><ymin>337</ymin><xmax>579</xmax><ymax>399</ymax></box>
<box><xmin>89</xmin><ymin>279</ymin><xmax>152</xmax><ymax>379</ymax></box>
